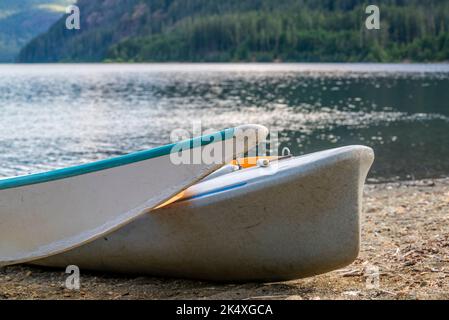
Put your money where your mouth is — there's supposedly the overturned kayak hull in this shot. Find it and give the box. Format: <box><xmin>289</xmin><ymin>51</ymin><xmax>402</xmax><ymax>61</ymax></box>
<box><xmin>35</xmin><ymin>146</ymin><xmax>374</xmax><ymax>281</ymax></box>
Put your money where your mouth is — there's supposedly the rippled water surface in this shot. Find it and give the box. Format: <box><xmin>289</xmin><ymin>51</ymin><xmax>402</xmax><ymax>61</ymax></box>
<box><xmin>1</xmin><ymin>63</ymin><xmax>449</xmax><ymax>182</ymax></box>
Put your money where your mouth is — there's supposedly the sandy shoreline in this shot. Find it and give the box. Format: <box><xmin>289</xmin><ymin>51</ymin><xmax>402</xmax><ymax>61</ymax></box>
<box><xmin>1</xmin><ymin>177</ymin><xmax>448</xmax><ymax>300</ymax></box>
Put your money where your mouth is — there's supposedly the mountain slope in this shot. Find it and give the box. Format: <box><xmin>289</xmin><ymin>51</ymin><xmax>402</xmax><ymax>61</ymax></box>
<box><xmin>18</xmin><ymin>0</ymin><xmax>449</xmax><ymax>63</ymax></box>
<box><xmin>0</xmin><ymin>0</ymin><xmax>74</xmax><ymax>62</ymax></box>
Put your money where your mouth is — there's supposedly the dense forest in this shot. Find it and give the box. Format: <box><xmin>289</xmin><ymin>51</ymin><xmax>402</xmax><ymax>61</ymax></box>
<box><xmin>17</xmin><ymin>0</ymin><xmax>449</xmax><ymax>62</ymax></box>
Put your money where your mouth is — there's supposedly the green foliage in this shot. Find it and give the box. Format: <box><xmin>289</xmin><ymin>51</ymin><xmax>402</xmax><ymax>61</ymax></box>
<box><xmin>17</xmin><ymin>0</ymin><xmax>449</xmax><ymax>62</ymax></box>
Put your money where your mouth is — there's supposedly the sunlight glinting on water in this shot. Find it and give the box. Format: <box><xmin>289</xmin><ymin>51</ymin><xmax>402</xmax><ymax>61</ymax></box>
<box><xmin>1</xmin><ymin>64</ymin><xmax>449</xmax><ymax>180</ymax></box>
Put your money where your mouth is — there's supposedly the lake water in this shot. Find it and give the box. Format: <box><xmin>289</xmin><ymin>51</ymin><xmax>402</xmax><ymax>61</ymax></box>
<box><xmin>1</xmin><ymin>63</ymin><xmax>449</xmax><ymax>182</ymax></box>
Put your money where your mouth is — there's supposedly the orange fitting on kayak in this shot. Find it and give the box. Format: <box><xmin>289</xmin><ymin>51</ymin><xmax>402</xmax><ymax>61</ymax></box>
<box><xmin>231</xmin><ymin>156</ymin><xmax>278</xmax><ymax>168</ymax></box>
<box><xmin>156</xmin><ymin>156</ymin><xmax>278</xmax><ymax>209</ymax></box>
<box><xmin>155</xmin><ymin>191</ymin><xmax>186</xmax><ymax>209</ymax></box>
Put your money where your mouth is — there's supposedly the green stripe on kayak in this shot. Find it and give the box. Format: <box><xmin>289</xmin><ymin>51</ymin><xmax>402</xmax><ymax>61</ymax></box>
<box><xmin>0</xmin><ymin>127</ymin><xmax>235</xmax><ymax>191</ymax></box>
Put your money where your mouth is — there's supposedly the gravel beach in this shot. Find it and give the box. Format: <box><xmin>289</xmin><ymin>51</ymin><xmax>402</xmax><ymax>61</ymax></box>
<box><xmin>1</xmin><ymin>178</ymin><xmax>448</xmax><ymax>300</ymax></box>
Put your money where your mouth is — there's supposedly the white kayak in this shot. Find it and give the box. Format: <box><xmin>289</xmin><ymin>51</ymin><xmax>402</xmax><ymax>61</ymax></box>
<box><xmin>0</xmin><ymin>124</ymin><xmax>268</xmax><ymax>266</ymax></box>
<box><xmin>35</xmin><ymin>145</ymin><xmax>374</xmax><ymax>281</ymax></box>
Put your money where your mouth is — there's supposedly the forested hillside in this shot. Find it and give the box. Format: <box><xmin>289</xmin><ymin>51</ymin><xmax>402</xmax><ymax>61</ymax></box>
<box><xmin>18</xmin><ymin>0</ymin><xmax>449</xmax><ymax>62</ymax></box>
<box><xmin>0</xmin><ymin>0</ymin><xmax>74</xmax><ymax>62</ymax></box>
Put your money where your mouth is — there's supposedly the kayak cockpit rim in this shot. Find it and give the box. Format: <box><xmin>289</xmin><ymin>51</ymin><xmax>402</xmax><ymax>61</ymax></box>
<box><xmin>0</xmin><ymin>127</ymin><xmax>235</xmax><ymax>191</ymax></box>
